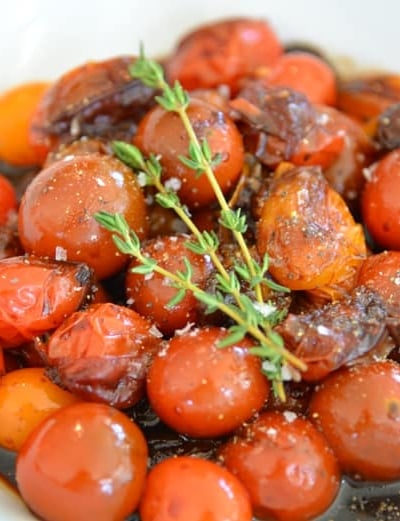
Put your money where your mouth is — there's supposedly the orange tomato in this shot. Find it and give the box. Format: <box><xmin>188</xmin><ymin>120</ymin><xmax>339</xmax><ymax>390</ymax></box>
<box><xmin>0</xmin><ymin>368</ymin><xmax>79</xmax><ymax>451</ymax></box>
<box><xmin>257</xmin><ymin>165</ymin><xmax>367</xmax><ymax>300</ymax></box>
<box><xmin>0</xmin><ymin>82</ymin><xmax>50</xmax><ymax>166</ymax></box>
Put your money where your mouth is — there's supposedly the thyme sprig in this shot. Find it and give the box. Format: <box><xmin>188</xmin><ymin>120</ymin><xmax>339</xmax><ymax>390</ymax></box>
<box><xmin>129</xmin><ymin>49</ymin><xmax>264</xmax><ymax>304</ymax></box>
<box><xmin>94</xmin><ymin>50</ymin><xmax>307</xmax><ymax>400</ymax></box>
<box><xmin>95</xmin><ymin>211</ymin><xmax>306</xmax><ymax>400</ymax></box>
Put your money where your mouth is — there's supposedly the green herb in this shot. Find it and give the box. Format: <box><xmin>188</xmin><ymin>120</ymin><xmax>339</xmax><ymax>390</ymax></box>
<box><xmin>95</xmin><ymin>50</ymin><xmax>307</xmax><ymax>400</ymax></box>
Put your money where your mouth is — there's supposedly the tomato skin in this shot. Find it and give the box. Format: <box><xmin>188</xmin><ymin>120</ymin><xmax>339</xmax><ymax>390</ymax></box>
<box><xmin>46</xmin><ymin>303</ymin><xmax>162</xmax><ymax>409</ymax></box>
<box><xmin>219</xmin><ymin>411</ymin><xmax>340</xmax><ymax>521</ymax></box>
<box><xmin>0</xmin><ymin>367</ymin><xmax>79</xmax><ymax>451</ymax></box>
<box><xmin>362</xmin><ymin>149</ymin><xmax>400</xmax><ymax>250</ymax></box>
<box><xmin>337</xmin><ymin>74</ymin><xmax>400</xmax><ymax>123</ymax></box>
<box><xmin>134</xmin><ymin>98</ymin><xmax>244</xmax><ymax>209</ymax></box>
<box><xmin>126</xmin><ymin>234</ymin><xmax>212</xmax><ymax>336</ymax></box>
<box><xmin>277</xmin><ymin>286</ymin><xmax>387</xmax><ymax>382</ymax></box>
<box><xmin>0</xmin><ymin>255</ymin><xmax>93</xmax><ymax>348</ymax></box>
<box><xmin>256</xmin><ymin>165</ymin><xmax>366</xmax><ymax>300</ymax></box>
<box><xmin>0</xmin><ymin>174</ymin><xmax>17</xmax><ymax>226</ymax></box>
<box><xmin>166</xmin><ymin>18</ymin><xmax>282</xmax><ymax>92</ymax></box>
<box><xmin>16</xmin><ymin>402</ymin><xmax>148</xmax><ymax>521</ymax></box>
<box><xmin>29</xmin><ymin>57</ymin><xmax>156</xmax><ymax>163</ymax></box>
<box><xmin>309</xmin><ymin>360</ymin><xmax>400</xmax><ymax>481</ymax></box>
<box><xmin>0</xmin><ymin>82</ymin><xmax>50</xmax><ymax>166</ymax></box>
<box><xmin>266</xmin><ymin>52</ymin><xmax>337</xmax><ymax>105</ymax></box>
<box><xmin>357</xmin><ymin>250</ymin><xmax>400</xmax><ymax>318</ymax></box>
<box><xmin>18</xmin><ymin>154</ymin><xmax>148</xmax><ymax>280</ymax></box>
<box><xmin>147</xmin><ymin>326</ymin><xmax>269</xmax><ymax>437</ymax></box>
<box><xmin>140</xmin><ymin>456</ymin><xmax>252</xmax><ymax>521</ymax></box>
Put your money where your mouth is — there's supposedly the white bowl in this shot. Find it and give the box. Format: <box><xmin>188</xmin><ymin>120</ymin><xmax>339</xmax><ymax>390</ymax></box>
<box><xmin>1</xmin><ymin>0</ymin><xmax>399</xmax><ymax>519</ymax></box>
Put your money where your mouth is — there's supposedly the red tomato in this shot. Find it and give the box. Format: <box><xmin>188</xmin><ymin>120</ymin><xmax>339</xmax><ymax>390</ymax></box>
<box><xmin>146</xmin><ymin>326</ymin><xmax>269</xmax><ymax>437</ymax></box>
<box><xmin>0</xmin><ymin>255</ymin><xmax>93</xmax><ymax>348</ymax></box>
<box><xmin>18</xmin><ymin>154</ymin><xmax>148</xmax><ymax>280</ymax></box>
<box><xmin>0</xmin><ymin>174</ymin><xmax>17</xmax><ymax>226</ymax></box>
<box><xmin>134</xmin><ymin>98</ymin><xmax>244</xmax><ymax>209</ymax></box>
<box><xmin>46</xmin><ymin>303</ymin><xmax>162</xmax><ymax>409</ymax></box>
<box><xmin>0</xmin><ymin>367</ymin><xmax>79</xmax><ymax>451</ymax></box>
<box><xmin>126</xmin><ymin>234</ymin><xmax>212</xmax><ymax>336</ymax></box>
<box><xmin>265</xmin><ymin>52</ymin><xmax>337</xmax><ymax>105</ymax></box>
<box><xmin>362</xmin><ymin>149</ymin><xmax>400</xmax><ymax>250</ymax></box>
<box><xmin>357</xmin><ymin>250</ymin><xmax>400</xmax><ymax>318</ymax></box>
<box><xmin>219</xmin><ymin>410</ymin><xmax>340</xmax><ymax>521</ymax></box>
<box><xmin>140</xmin><ymin>456</ymin><xmax>253</xmax><ymax>521</ymax></box>
<box><xmin>309</xmin><ymin>360</ymin><xmax>400</xmax><ymax>481</ymax></box>
<box><xmin>166</xmin><ymin>18</ymin><xmax>282</xmax><ymax>92</ymax></box>
<box><xmin>16</xmin><ymin>402</ymin><xmax>148</xmax><ymax>521</ymax></box>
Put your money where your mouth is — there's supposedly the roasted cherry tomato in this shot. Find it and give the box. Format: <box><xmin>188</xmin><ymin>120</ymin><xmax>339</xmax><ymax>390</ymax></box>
<box><xmin>362</xmin><ymin>149</ymin><xmax>400</xmax><ymax>250</ymax></box>
<box><xmin>0</xmin><ymin>174</ymin><xmax>17</xmax><ymax>226</ymax></box>
<box><xmin>0</xmin><ymin>367</ymin><xmax>79</xmax><ymax>451</ymax></box>
<box><xmin>140</xmin><ymin>456</ymin><xmax>252</xmax><ymax>521</ymax></box>
<box><xmin>357</xmin><ymin>250</ymin><xmax>400</xmax><ymax>318</ymax></box>
<box><xmin>230</xmin><ymin>84</ymin><xmax>316</xmax><ymax>168</ymax></box>
<box><xmin>30</xmin><ymin>57</ymin><xmax>156</xmax><ymax>163</ymax></box>
<box><xmin>256</xmin><ymin>165</ymin><xmax>366</xmax><ymax>301</ymax></box>
<box><xmin>277</xmin><ymin>287</ymin><xmax>387</xmax><ymax>381</ymax></box>
<box><xmin>126</xmin><ymin>234</ymin><xmax>212</xmax><ymax>336</ymax></box>
<box><xmin>0</xmin><ymin>82</ymin><xmax>50</xmax><ymax>166</ymax></box>
<box><xmin>0</xmin><ymin>255</ymin><xmax>92</xmax><ymax>348</ymax></box>
<box><xmin>16</xmin><ymin>402</ymin><xmax>148</xmax><ymax>521</ymax></box>
<box><xmin>309</xmin><ymin>360</ymin><xmax>400</xmax><ymax>481</ymax></box>
<box><xmin>18</xmin><ymin>154</ymin><xmax>148</xmax><ymax>280</ymax></box>
<box><xmin>46</xmin><ymin>303</ymin><xmax>162</xmax><ymax>409</ymax></box>
<box><xmin>166</xmin><ymin>17</ymin><xmax>282</xmax><ymax>92</ymax></box>
<box><xmin>265</xmin><ymin>51</ymin><xmax>337</xmax><ymax>105</ymax></box>
<box><xmin>219</xmin><ymin>411</ymin><xmax>340</xmax><ymax>521</ymax></box>
<box><xmin>337</xmin><ymin>74</ymin><xmax>400</xmax><ymax>123</ymax></box>
<box><xmin>146</xmin><ymin>326</ymin><xmax>269</xmax><ymax>437</ymax></box>
<box><xmin>135</xmin><ymin>98</ymin><xmax>244</xmax><ymax>209</ymax></box>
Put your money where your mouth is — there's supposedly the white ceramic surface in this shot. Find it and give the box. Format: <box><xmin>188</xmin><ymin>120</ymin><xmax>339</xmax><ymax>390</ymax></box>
<box><xmin>1</xmin><ymin>0</ymin><xmax>399</xmax><ymax>518</ymax></box>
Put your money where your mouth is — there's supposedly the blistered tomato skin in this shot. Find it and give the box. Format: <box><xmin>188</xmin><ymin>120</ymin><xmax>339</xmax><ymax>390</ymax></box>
<box><xmin>0</xmin><ymin>255</ymin><xmax>93</xmax><ymax>348</ymax></box>
<box><xmin>0</xmin><ymin>368</ymin><xmax>79</xmax><ymax>451</ymax></box>
<box><xmin>166</xmin><ymin>17</ymin><xmax>282</xmax><ymax>92</ymax></box>
<box><xmin>46</xmin><ymin>303</ymin><xmax>162</xmax><ymax>409</ymax></box>
<box><xmin>362</xmin><ymin>149</ymin><xmax>400</xmax><ymax>250</ymax></box>
<box><xmin>140</xmin><ymin>456</ymin><xmax>253</xmax><ymax>521</ymax></box>
<box><xmin>257</xmin><ymin>165</ymin><xmax>366</xmax><ymax>300</ymax></box>
<box><xmin>219</xmin><ymin>411</ymin><xmax>340</xmax><ymax>521</ymax></box>
<box><xmin>29</xmin><ymin>56</ymin><xmax>156</xmax><ymax>163</ymax></box>
<box><xmin>126</xmin><ymin>234</ymin><xmax>212</xmax><ymax>336</ymax></box>
<box><xmin>18</xmin><ymin>154</ymin><xmax>148</xmax><ymax>280</ymax></box>
<box><xmin>146</xmin><ymin>326</ymin><xmax>269</xmax><ymax>437</ymax></box>
<box><xmin>134</xmin><ymin>98</ymin><xmax>244</xmax><ymax>209</ymax></box>
<box><xmin>309</xmin><ymin>360</ymin><xmax>400</xmax><ymax>481</ymax></box>
<box><xmin>16</xmin><ymin>402</ymin><xmax>148</xmax><ymax>521</ymax></box>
